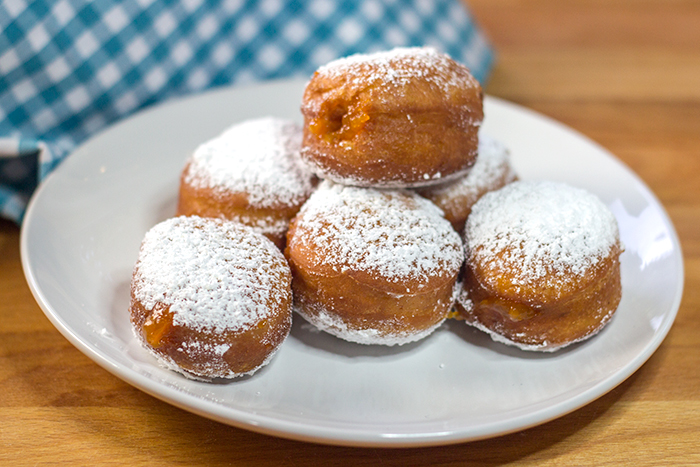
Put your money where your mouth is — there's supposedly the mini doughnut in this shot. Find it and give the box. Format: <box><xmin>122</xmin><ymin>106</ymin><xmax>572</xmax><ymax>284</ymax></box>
<box><xmin>129</xmin><ymin>216</ymin><xmax>293</xmax><ymax>379</ymax></box>
<box><xmin>300</xmin><ymin>47</ymin><xmax>483</xmax><ymax>188</ymax></box>
<box><xmin>417</xmin><ymin>133</ymin><xmax>517</xmax><ymax>233</ymax></box>
<box><xmin>177</xmin><ymin>117</ymin><xmax>317</xmax><ymax>249</ymax></box>
<box><xmin>456</xmin><ymin>181</ymin><xmax>623</xmax><ymax>351</ymax></box>
<box><xmin>285</xmin><ymin>181</ymin><xmax>463</xmax><ymax>345</ymax></box>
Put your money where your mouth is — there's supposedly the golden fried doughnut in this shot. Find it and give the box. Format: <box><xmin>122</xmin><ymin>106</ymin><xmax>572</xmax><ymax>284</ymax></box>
<box><xmin>129</xmin><ymin>216</ymin><xmax>293</xmax><ymax>379</ymax></box>
<box><xmin>455</xmin><ymin>181</ymin><xmax>623</xmax><ymax>351</ymax></box>
<box><xmin>300</xmin><ymin>47</ymin><xmax>483</xmax><ymax>188</ymax></box>
<box><xmin>285</xmin><ymin>181</ymin><xmax>463</xmax><ymax>345</ymax></box>
<box><xmin>177</xmin><ymin>117</ymin><xmax>317</xmax><ymax>249</ymax></box>
<box><xmin>417</xmin><ymin>133</ymin><xmax>517</xmax><ymax>233</ymax></box>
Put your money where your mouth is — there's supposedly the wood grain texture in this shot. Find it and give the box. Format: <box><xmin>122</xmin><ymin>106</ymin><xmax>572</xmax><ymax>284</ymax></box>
<box><xmin>2</xmin><ymin>0</ymin><xmax>700</xmax><ymax>464</ymax></box>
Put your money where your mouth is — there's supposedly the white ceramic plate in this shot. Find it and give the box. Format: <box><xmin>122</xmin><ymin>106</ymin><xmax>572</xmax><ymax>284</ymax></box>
<box><xmin>21</xmin><ymin>79</ymin><xmax>683</xmax><ymax>447</ymax></box>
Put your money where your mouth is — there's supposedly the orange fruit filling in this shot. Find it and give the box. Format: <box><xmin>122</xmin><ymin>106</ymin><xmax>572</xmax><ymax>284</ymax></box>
<box><xmin>308</xmin><ymin>98</ymin><xmax>370</xmax><ymax>144</ymax></box>
<box><xmin>143</xmin><ymin>307</ymin><xmax>174</xmax><ymax>348</ymax></box>
<box><xmin>478</xmin><ymin>297</ymin><xmax>539</xmax><ymax>322</ymax></box>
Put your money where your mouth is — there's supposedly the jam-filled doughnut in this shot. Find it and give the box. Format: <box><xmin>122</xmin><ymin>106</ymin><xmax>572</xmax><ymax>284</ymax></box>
<box><xmin>129</xmin><ymin>216</ymin><xmax>293</xmax><ymax>379</ymax></box>
<box><xmin>456</xmin><ymin>181</ymin><xmax>623</xmax><ymax>351</ymax></box>
<box><xmin>285</xmin><ymin>181</ymin><xmax>463</xmax><ymax>345</ymax></box>
<box><xmin>177</xmin><ymin>117</ymin><xmax>317</xmax><ymax>248</ymax></box>
<box><xmin>417</xmin><ymin>133</ymin><xmax>517</xmax><ymax>233</ymax></box>
<box><xmin>300</xmin><ymin>47</ymin><xmax>483</xmax><ymax>188</ymax></box>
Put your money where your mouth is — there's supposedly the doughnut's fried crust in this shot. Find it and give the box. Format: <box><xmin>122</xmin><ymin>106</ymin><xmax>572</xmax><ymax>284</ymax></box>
<box><xmin>458</xmin><ymin>250</ymin><xmax>622</xmax><ymax>351</ymax></box>
<box><xmin>455</xmin><ymin>181</ymin><xmax>623</xmax><ymax>351</ymax></box>
<box><xmin>285</xmin><ymin>182</ymin><xmax>463</xmax><ymax>345</ymax></box>
<box><xmin>129</xmin><ymin>217</ymin><xmax>293</xmax><ymax>379</ymax></box>
<box><xmin>177</xmin><ymin>161</ymin><xmax>303</xmax><ymax>249</ymax></box>
<box><xmin>417</xmin><ymin>133</ymin><xmax>517</xmax><ymax>233</ymax></box>
<box><xmin>300</xmin><ymin>47</ymin><xmax>483</xmax><ymax>188</ymax></box>
<box><xmin>177</xmin><ymin>118</ymin><xmax>316</xmax><ymax>249</ymax></box>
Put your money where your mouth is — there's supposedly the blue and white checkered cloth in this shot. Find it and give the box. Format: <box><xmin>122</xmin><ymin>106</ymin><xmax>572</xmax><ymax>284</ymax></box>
<box><xmin>0</xmin><ymin>0</ymin><xmax>494</xmax><ymax>223</ymax></box>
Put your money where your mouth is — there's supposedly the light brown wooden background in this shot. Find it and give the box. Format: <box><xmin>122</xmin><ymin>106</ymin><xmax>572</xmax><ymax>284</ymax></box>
<box><xmin>1</xmin><ymin>1</ymin><xmax>699</xmax><ymax>465</ymax></box>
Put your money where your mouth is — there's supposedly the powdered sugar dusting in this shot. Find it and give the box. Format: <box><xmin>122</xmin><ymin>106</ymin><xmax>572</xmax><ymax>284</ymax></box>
<box><xmin>314</xmin><ymin>46</ymin><xmax>477</xmax><ymax>95</ymax></box>
<box><xmin>465</xmin><ymin>181</ymin><xmax>620</xmax><ymax>293</ymax></box>
<box><xmin>422</xmin><ymin>132</ymin><xmax>516</xmax><ymax>203</ymax></box>
<box><xmin>298</xmin><ymin>151</ymin><xmax>473</xmax><ymax>189</ymax></box>
<box><xmin>132</xmin><ymin>216</ymin><xmax>291</xmax><ymax>333</ymax></box>
<box><xmin>228</xmin><ymin>212</ymin><xmax>292</xmax><ymax>239</ymax></box>
<box><xmin>184</xmin><ymin>117</ymin><xmax>315</xmax><ymax>208</ymax></box>
<box><xmin>289</xmin><ymin>181</ymin><xmax>463</xmax><ymax>288</ymax></box>
<box><xmin>294</xmin><ymin>301</ymin><xmax>445</xmax><ymax>346</ymax></box>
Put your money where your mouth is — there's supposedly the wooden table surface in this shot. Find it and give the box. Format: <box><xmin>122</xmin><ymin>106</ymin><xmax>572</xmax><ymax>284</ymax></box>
<box><xmin>2</xmin><ymin>1</ymin><xmax>699</xmax><ymax>465</ymax></box>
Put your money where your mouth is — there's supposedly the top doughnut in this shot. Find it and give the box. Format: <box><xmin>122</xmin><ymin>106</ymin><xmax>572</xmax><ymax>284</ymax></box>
<box><xmin>300</xmin><ymin>47</ymin><xmax>483</xmax><ymax>188</ymax></box>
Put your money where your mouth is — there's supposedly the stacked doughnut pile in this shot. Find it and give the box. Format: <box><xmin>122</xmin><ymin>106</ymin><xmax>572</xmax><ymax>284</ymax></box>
<box><xmin>128</xmin><ymin>47</ymin><xmax>623</xmax><ymax>381</ymax></box>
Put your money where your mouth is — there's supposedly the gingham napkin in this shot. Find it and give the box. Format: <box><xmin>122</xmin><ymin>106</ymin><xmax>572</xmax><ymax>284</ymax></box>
<box><xmin>0</xmin><ymin>0</ymin><xmax>494</xmax><ymax>223</ymax></box>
